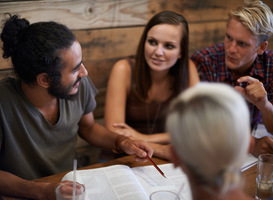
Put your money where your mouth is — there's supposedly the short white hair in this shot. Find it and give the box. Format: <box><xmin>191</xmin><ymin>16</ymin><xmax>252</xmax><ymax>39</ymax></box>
<box><xmin>167</xmin><ymin>82</ymin><xmax>250</xmax><ymax>194</ymax></box>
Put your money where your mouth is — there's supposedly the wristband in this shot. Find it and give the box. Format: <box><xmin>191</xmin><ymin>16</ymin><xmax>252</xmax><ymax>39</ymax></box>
<box><xmin>112</xmin><ymin>135</ymin><xmax>128</xmax><ymax>154</ymax></box>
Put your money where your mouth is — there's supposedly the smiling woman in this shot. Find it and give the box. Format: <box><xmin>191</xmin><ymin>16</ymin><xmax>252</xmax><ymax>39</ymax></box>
<box><xmin>103</xmin><ymin>11</ymin><xmax>200</xmax><ymax>160</ymax></box>
<box><xmin>144</xmin><ymin>24</ymin><xmax>182</xmax><ymax>72</ymax></box>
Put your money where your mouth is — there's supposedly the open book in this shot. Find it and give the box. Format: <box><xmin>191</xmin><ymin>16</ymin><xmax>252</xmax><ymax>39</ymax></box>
<box><xmin>62</xmin><ymin>154</ymin><xmax>257</xmax><ymax>200</ymax></box>
<box><xmin>62</xmin><ymin>163</ymin><xmax>192</xmax><ymax>200</ymax></box>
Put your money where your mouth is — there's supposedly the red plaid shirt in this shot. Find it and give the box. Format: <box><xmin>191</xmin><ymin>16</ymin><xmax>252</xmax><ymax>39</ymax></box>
<box><xmin>191</xmin><ymin>43</ymin><xmax>273</xmax><ymax>131</ymax></box>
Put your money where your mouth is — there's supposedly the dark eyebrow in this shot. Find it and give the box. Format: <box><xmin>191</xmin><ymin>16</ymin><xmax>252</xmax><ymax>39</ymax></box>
<box><xmin>73</xmin><ymin>61</ymin><xmax>82</xmax><ymax>71</ymax></box>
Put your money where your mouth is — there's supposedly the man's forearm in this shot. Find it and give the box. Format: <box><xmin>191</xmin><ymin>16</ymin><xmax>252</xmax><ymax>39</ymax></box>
<box><xmin>0</xmin><ymin>170</ymin><xmax>48</xmax><ymax>199</ymax></box>
<box><xmin>79</xmin><ymin>122</ymin><xmax>117</xmax><ymax>150</ymax></box>
<box><xmin>260</xmin><ymin>101</ymin><xmax>273</xmax><ymax>134</ymax></box>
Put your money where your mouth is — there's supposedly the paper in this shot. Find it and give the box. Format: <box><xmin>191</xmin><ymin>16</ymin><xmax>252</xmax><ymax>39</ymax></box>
<box><xmin>62</xmin><ymin>163</ymin><xmax>191</xmax><ymax>200</ymax></box>
<box><xmin>241</xmin><ymin>153</ymin><xmax>258</xmax><ymax>172</ymax></box>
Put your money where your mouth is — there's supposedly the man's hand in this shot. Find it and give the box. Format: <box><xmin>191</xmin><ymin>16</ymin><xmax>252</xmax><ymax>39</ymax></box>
<box><xmin>40</xmin><ymin>181</ymin><xmax>74</xmax><ymax>200</ymax></box>
<box><xmin>235</xmin><ymin>76</ymin><xmax>267</xmax><ymax>109</ymax></box>
<box><xmin>118</xmin><ymin>136</ymin><xmax>154</xmax><ymax>162</ymax></box>
<box><xmin>236</xmin><ymin>75</ymin><xmax>273</xmax><ymax>133</ymax></box>
<box><xmin>252</xmin><ymin>136</ymin><xmax>273</xmax><ymax>157</ymax></box>
<box><xmin>36</xmin><ymin>180</ymin><xmax>81</xmax><ymax>200</ymax></box>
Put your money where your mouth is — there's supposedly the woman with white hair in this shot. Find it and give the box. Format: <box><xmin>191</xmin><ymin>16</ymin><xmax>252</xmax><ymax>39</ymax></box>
<box><xmin>167</xmin><ymin>83</ymin><xmax>255</xmax><ymax>200</ymax></box>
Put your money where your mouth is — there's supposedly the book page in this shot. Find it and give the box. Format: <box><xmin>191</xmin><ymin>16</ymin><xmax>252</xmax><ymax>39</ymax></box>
<box><xmin>241</xmin><ymin>154</ymin><xmax>258</xmax><ymax>172</ymax></box>
<box><xmin>132</xmin><ymin>163</ymin><xmax>192</xmax><ymax>200</ymax></box>
<box><xmin>62</xmin><ymin>164</ymin><xmax>149</xmax><ymax>200</ymax></box>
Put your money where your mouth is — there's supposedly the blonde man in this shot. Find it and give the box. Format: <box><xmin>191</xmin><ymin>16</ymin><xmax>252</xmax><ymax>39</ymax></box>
<box><xmin>191</xmin><ymin>1</ymin><xmax>273</xmax><ymax>157</ymax></box>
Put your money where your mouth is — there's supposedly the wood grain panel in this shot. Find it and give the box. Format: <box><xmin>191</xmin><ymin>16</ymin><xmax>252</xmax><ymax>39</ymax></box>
<box><xmin>148</xmin><ymin>0</ymin><xmax>273</xmax><ymax>23</ymax></box>
<box><xmin>75</xmin><ymin>27</ymin><xmax>144</xmax><ymax>61</ymax></box>
<box><xmin>0</xmin><ymin>0</ymin><xmax>149</xmax><ymax>30</ymax></box>
<box><xmin>149</xmin><ymin>0</ymin><xmax>244</xmax><ymax>22</ymax></box>
<box><xmin>189</xmin><ymin>21</ymin><xmax>226</xmax><ymax>54</ymax></box>
<box><xmin>1</xmin><ymin>0</ymin><xmax>271</xmax><ymax>31</ymax></box>
<box><xmin>84</xmin><ymin>58</ymin><xmax>120</xmax><ymax>89</ymax></box>
<box><xmin>0</xmin><ymin>55</ymin><xmax>11</xmax><ymax>70</ymax></box>
<box><xmin>181</xmin><ymin>0</ymin><xmax>272</xmax><ymax>23</ymax></box>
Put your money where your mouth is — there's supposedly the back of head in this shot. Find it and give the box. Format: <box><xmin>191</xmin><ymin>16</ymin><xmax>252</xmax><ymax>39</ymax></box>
<box><xmin>228</xmin><ymin>0</ymin><xmax>273</xmax><ymax>45</ymax></box>
<box><xmin>0</xmin><ymin>14</ymin><xmax>76</xmax><ymax>84</ymax></box>
<box><xmin>167</xmin><ymin>83</ymin><xmax>250</xmax><ymax>194</ymax></box>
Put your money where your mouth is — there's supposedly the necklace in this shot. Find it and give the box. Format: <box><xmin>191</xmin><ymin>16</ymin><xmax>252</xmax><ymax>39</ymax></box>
<box><xmin>146</xmin><ymin>102</ymin><xmax>162</xmax><ymax>134</ymax></box>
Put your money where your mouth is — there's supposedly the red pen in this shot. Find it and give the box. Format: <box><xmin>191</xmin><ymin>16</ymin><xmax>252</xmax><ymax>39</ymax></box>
<box><xmin>146</xmin><ymin>155</ymin><xmax>166</xmax><ymax>178</ymax></box>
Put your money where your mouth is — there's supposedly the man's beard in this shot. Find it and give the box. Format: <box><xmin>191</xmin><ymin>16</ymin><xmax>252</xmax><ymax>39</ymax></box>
<box><xmin>48</xmin><ymin>77</ymin><xmax>81</xmax><ymax>100</ymax></box>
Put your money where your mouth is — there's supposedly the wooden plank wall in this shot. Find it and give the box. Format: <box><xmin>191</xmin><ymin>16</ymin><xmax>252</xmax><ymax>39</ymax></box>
<box><xmin>0</xmin><ymin>0</ymin><xmax>272</xmax><ymax>119</ymax></box>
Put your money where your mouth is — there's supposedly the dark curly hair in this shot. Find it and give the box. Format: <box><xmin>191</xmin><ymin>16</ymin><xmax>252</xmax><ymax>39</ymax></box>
<box><xmin>1</xmin><ymin>13</ymin><xmax>76</xmax><ymax>84</ymax></box>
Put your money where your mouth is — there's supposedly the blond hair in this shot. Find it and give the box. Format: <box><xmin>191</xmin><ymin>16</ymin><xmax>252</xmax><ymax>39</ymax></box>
<box><xmin>167</xmin><ymin>83</ymin><xmax>250</xmax><ymax>194</ymax></box>
<box><xmin>228</xmin><ymin>1</ymin><xmax>273</xmax><ymax>45</ymax></box>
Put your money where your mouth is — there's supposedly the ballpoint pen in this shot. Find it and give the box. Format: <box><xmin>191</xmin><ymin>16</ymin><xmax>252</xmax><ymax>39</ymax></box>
<box><xmin>146</xmin><ymin>155</ymin><xmax>166</xmax><ymax>178</ymax></box>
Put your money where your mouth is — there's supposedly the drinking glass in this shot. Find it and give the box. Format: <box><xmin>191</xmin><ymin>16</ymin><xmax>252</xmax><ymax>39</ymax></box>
<box><xmin>150</xmin><ymin>190</ymin><xmax>180</xmax><ymax>200</ymax></box>
<box><xmin>56</xmin><ymin>182</ymin><xmax>85</xmax><ymax>200</ymax></box>
<box><xmin>255</xmin><ymin>154</ymin><xmax>273</xmax><ymax>199</ymax></box>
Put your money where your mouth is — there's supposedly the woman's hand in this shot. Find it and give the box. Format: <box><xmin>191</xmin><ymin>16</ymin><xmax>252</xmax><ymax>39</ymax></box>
<box><xmin>112</xmin><ymin>123</ymin><xmax>148</xmax><ymax>141</ymax></box>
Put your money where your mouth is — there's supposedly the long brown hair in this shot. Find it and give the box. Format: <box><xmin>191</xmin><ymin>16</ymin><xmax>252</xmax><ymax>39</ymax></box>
<box><xmin>134</xmin><ymin>11</ymin><xmax>189</xmax><ymax>100</ymax></box>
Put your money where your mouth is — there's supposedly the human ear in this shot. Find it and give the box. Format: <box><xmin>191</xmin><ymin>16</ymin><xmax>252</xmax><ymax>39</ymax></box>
<box><xmin>36</xmin><ymin>73</ymin><xmax>50</xmax><ymax>88</ymax></box>
<box><xmin>257</xmin><ymin>41</ymin><xmax>268</xmax><ymax>55</ymax></box>
<box><xmin>170</xmin><ymin>145</ymin><xmax>182</xmax><ymax>168</ymax></box>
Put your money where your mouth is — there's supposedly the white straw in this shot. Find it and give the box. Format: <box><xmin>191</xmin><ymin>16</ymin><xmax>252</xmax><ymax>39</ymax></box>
<box><xmin>73</xmin><ymin>159</ymin><xmax>77</xmax><ymax>200</ymax></box>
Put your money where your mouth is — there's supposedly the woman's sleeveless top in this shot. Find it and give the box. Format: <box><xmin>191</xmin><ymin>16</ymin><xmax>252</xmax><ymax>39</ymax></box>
<box><xmin>125</xmin><ymin>57</ymin><xmax>174</xmax><ymax>134</ymax></box>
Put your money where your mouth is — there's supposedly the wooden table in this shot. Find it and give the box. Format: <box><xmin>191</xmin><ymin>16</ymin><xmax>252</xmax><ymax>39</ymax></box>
<box><xmin>35</xmin><ymin>155</ymin><xmax>258</xmax><ymax>198</ymax></box>
<box><xmin>241</xmin><ymin>163</ymin><xmax>257</xmax><ymax>197</ymax></box>
<box><xmin>2</xmin><ymin>155</ymin><xmax>257</xmax><ymax>199</ymax></box>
